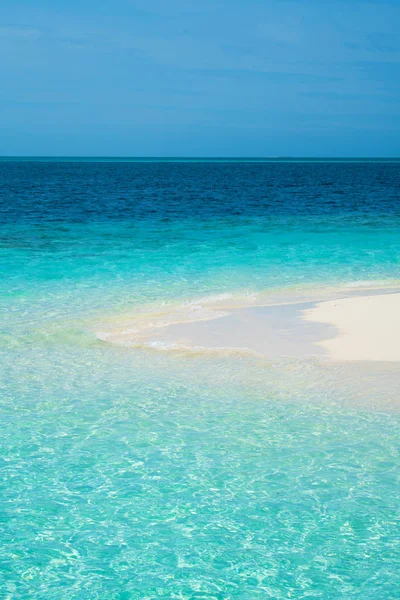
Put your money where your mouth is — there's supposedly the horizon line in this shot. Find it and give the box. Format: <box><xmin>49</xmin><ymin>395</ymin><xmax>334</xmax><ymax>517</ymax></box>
<box><xmin>1</xmin><ymin>155</ymin><xmax>400</xmax><ymax>162</ymax></box>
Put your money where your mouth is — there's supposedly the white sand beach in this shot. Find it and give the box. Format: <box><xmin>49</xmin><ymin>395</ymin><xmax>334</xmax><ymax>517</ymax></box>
<box><xmin>304</xmin><ymin>292</ymin><xmax>400</xmax><ymax>361</ymax></box>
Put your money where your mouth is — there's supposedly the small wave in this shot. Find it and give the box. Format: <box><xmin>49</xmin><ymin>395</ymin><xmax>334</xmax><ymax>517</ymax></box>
<box><xmin>191</xmin><ymin>292</ymin><xmax>234</xmax><ymax>304</ymax></box>
<box><xmin>144</xmin><ymin>338</ymin><xmax>259</xmax><ymax>357</ymax></box>
<box><xmin>346</xmin><ymin>278</ymin><xmax>400</xmax><ymax>288</ymax></box>
<box><xmin>94</xmin><ymin>331</ymin><xmax>112</xmax><ymax>341</ymax></box>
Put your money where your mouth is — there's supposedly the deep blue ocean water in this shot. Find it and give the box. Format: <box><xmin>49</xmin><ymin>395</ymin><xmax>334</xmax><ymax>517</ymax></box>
<box><xmin>1</xmin><ymin>160</ymin><xmax>399</xmax><ymax>598</ymax></box>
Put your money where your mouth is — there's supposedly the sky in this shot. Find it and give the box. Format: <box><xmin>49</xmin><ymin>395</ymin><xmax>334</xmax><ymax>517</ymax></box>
<box><xmin>1</xmin><ymin>0</ymin><xmax>400</xmax><ymax>157</ymax></box>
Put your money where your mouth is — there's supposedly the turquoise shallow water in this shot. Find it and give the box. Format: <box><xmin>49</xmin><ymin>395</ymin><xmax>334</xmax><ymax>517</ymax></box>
<box><xmin>1</xmin><ymin>161</ymin><xmax>400</xmax><ymax>598</ymax></box>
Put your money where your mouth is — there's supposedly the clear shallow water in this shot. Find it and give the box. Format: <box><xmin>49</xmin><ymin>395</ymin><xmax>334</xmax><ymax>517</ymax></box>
<box><xmin>1</xmin><ymin>161</ymin><xmax>400</xmax><ymax>598</ymax></box>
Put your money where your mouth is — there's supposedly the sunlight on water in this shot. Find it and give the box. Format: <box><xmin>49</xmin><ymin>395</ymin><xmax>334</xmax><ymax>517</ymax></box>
<box><xmin>1</xmin><ymin>161</ymin><xmax>400</xmax><ymax>598</ymax></box>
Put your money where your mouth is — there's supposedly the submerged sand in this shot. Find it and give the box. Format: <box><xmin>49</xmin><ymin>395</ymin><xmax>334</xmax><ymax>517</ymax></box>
<box><xmin>96</xmin><ymin>286</ymin><xmax>400</xmax><ymax>363</ymax></box>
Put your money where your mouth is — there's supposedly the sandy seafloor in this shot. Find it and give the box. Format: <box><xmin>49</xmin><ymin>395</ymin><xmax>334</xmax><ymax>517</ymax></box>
<box><xmin>1</xmin><ymin>160</ymin><xmax>400</xmax><ymax>599</ymax></box>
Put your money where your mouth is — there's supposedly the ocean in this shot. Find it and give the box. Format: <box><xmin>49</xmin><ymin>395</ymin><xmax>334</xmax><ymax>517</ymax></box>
<box><xmin>1</xmin><ymin>159</ymin><xmax>399</xmax><ymax>598</ymax></box>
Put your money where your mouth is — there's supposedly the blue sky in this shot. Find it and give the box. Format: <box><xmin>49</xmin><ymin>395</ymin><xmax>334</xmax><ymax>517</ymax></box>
<box><xmin>1</xmin><ymin>0</ymin><xmax>399</xmax><ymax>156</ymax></box>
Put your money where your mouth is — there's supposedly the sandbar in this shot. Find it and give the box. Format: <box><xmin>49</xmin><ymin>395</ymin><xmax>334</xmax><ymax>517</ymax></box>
<box><xmin>96</xmin><ymin>287</ymin><xmax>400</xmax><ymax>362</ymax></box>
